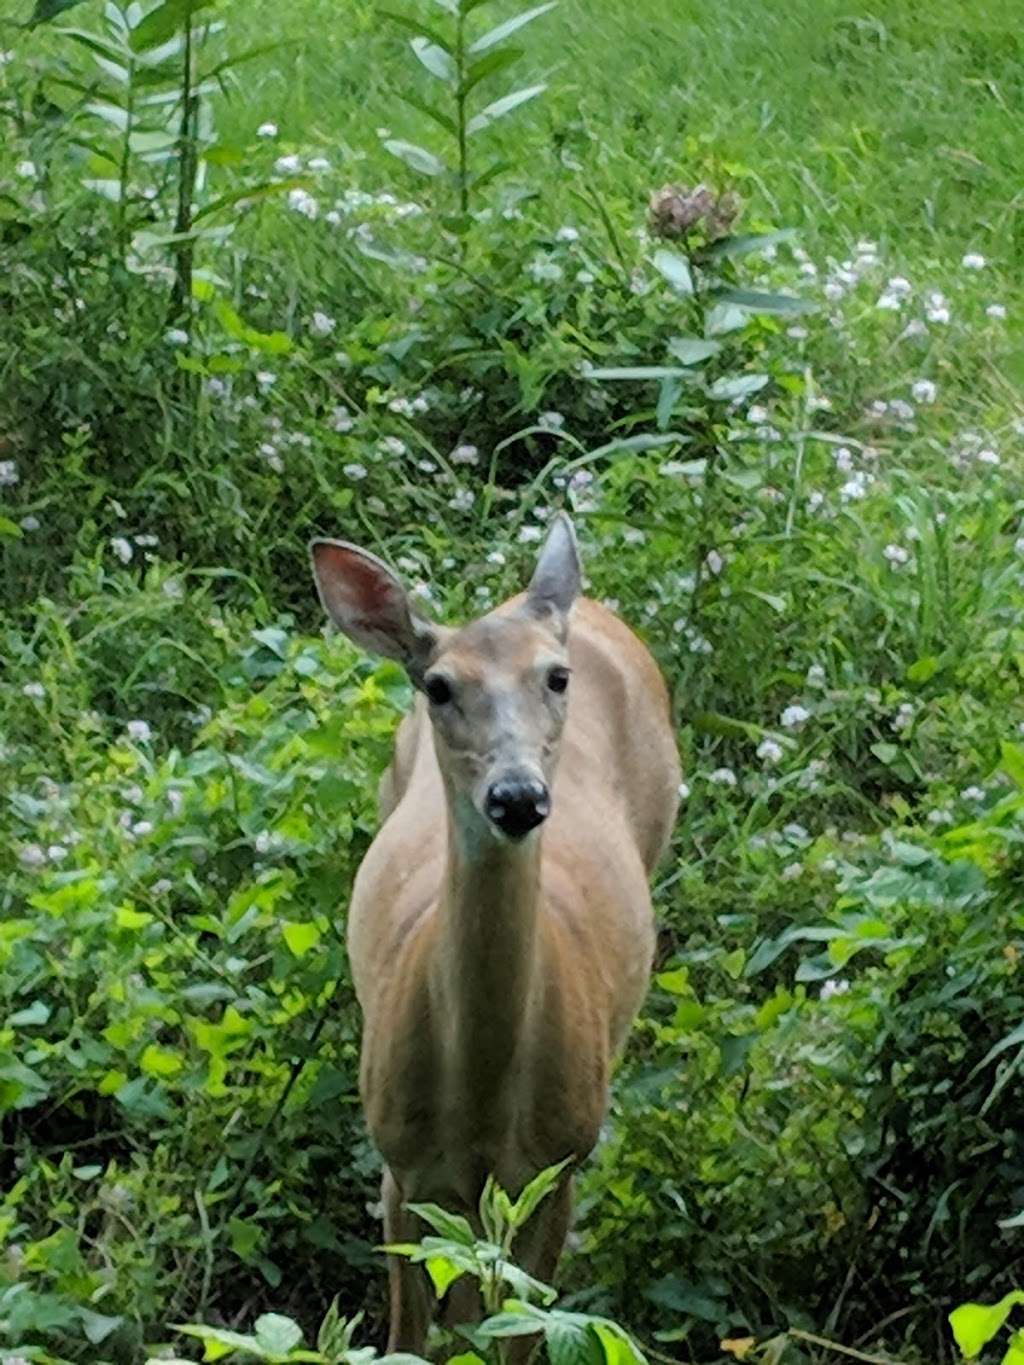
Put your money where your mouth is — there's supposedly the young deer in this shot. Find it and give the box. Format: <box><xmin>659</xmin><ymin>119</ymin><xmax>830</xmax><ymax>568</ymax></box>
<box><xmin>310</xmin><ymin>514</ymin><xmax>680</xmax><ymax>1351</ymax></box>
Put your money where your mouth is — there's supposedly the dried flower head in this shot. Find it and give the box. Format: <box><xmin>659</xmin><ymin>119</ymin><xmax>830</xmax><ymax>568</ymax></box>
<box><xmin>647</xmin><ymin>183</ymin><xmax>740</xmax><ymax>241</ymax></box>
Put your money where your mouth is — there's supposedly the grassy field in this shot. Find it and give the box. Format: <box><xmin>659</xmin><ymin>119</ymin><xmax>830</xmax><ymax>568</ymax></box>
<box><xmin>2</xmin><ymin>0</ymin><xmax>1024</xmax><ymax>1361</ymax></box>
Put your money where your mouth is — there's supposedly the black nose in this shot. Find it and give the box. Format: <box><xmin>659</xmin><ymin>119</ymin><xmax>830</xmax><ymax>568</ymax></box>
<box><xmin>485</xmin><ymin>776</ymin><xmax>550</xmax><ymax>840</ymax></box>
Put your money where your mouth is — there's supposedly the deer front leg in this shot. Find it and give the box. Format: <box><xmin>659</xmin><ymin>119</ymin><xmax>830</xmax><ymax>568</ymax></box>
<box><xmin>383</xmin><ymin>1167</ymin><xmax>432</xmax><ymax>1353</ymax></box>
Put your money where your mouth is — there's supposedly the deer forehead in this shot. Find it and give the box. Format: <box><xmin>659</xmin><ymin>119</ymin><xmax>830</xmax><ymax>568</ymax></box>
<box><xmin>434</xmin><ymin>612</ymin><xmax>564</xmax><ymax>683</ymax></box>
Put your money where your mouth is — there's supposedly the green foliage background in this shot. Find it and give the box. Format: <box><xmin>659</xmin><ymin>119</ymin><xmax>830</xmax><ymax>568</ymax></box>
<box><xmin>1</xmin><ymin>0</ymin><xmax>1023</xmax><ymax>1361</ymax></box>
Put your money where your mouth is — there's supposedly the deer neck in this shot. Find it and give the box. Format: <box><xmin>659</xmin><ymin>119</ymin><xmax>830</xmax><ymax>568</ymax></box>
<box><xmin>435</xmin><ymin>795</ymin><xmax>541</xmax><ymax>1092</ymax></box>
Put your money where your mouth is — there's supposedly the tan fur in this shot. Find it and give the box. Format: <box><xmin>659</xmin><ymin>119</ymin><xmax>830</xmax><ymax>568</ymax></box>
<box><xmin>340</xmin><ymin>587</ymin><xmax>680</xmax><ymax>1350</ymax></box>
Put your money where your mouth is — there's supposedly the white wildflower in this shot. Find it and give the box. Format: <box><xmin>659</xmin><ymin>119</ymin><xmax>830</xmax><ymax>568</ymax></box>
<box><xmin>977</xmin><ymin>448</ymin><xmax>1000</xmax><ymax>466</ymax></box>
<box><xmin>518</xmin><ymin>525</ymin><xmax>543</xmax><ymax>544</ymax></box>
<box><xmin>708</xmin><ymin>767</ymin><xmax>738</xmax><ymax>787</ymax></box>
<box><xmin>538</xmin><ymin>411</ymin><xmax>565</xmax><ymax>431</ymax></box>
<box><xmin>288</xmin><ymin>188</ymin><xmax>318</xmax><ymax>219</ymax></box>
<box><xmin>704</xmin><ymin>549</ymin><xmax>724</xmax><ymax>576</ymax></box>
<box><xmin>380</xmin><ymin>436</ymin><xmax>407</xmax><ymax>457</ymax></box>
<box><xmin>22</xmin><ymin>682</ymin><xmax>45</xmax><ymax>699</ymax></box>
<box><xmin>275</xmin><ymin>154</ymin><xmax>302</xmax><ymax>174</ymax></box>
<box><xmin>330</xmin><ymin>405</ymin><xmax>353</xmax><ymax>433</ymax></box>
<box><xmin>887</xmin><ymin>276</ymin><xmax>912</xmax><ymax>297</ymax></box>
<box><xmin>448</xmin><ymin>489</ymin><xmax>474</xmax><ymax>512</ymax></box>
<box><xmin>911</xmin><ymin>379</ymin><xmax>937</xmax><ymax>404</ymax></box>
<box><xmin>257</xmin><ymin>121</ymin><xmax>278</xmax><ymax>138</ymax></box>
<box><xmin>986</xmin><ymin>303</ymin><xmax>1007</xmax><ymax>319</ymax></box>
<box><xmin>206</xmin><ymin>377</ymin><xmax>227</xmax><ymax>398</ymax></box>
<box><xmin>47</xmin><ymin>845</ymin><xmax>69</xmax><ymax>863</ymax></box>
<box><xmin>780</xmin><ymin>704</ymin><xmax>811</xmax><ymax>729</ymax></box>
<box><xmin>0</xmin><ymin>460</ymin><xmax>19</xmax><ymax>487</ymax></box>
<box><xmin>127</xmin><ymin>720</ymin><xmax>152</xmax><ymax>743</ymax></box>
<box><xmin>900</xmin><ymin>319</ymin><xmax>928</xmax><ymax>340</ymax></box>
<box><xmin>131</xmin><ymin>820</ymin><xmax>153</xmax><ymax>838</ymax></box>
<box><xmin>806</xmin><ymin>663</ymin><xmax>826</xmax><ymax>687</ymax></box>
<box><xmin>343</xmin><ymin>462</ymin><xmax>367</xmax><ymax>480</ymax></box>
<box><xmin>757</xmin><ymin>738</ymin><xmax>784</xmax><ymax>765</ymax></box>
<box><xmin>824</xmin><ymin>281</ymin><xmax>845</xmax><ymax>302</ymax></box>
<box><xmin>111</xmin><ymin>536</ymin><xmax>133</xmax><ymax>564</ymax></box>
<box><xmin>15</xmin><ymin>160</ymin><xmax>37</xmax><ymax>179</ymax></box>
<box><xmin>309</xmin><ymin>311</ymin><xmax>336</xmax><ymax>337</ymax></box>
<box><xmin>962</xmin><ymin>252</ymin><xmax>986</xmax><ymax>270</ymax></box>
<box><xmin>781</xmin><ymin>862</ymin><xmax>803</xmax><ymax>881</ymax></box>
<box><xmin>883</xmin><ymin>543</ymin><xmax>909</xmax><ymax>565</ymax></box>
<box><xmin>1014</xmin><ymin>536</ymin><xmax>1024</xmax><ymax>556</ymax></box>
<box><xmin>451</xmin><ymin>443</ymin><xmax>479</xmax><ymax>465</ymax></box>
<box><xmin>256</xmin><ymin>371</ymin><xmax>277</xmax><ymax>390</ymax></box>
<box><xmin>164</xmin><ymin>328</ymin><xmax>189</xmax><ymax>346</ymax></box>
<box><xmin>820</xmin><ymin>978</ymin><xmax>850</xmax><ymax>1001</ymax></box>
<box><xmin>961</xmin><ymin>785</ymin><xmax>986</xmax><ymax>802</ymax></box>
<box><xmin>555</xmin><ymin>225</ymin><xmax>580</xmax><ymax>242</ymax></box>
<box><xmin>677</xmin><ymin>781</ymin><xmax>691</xmax><ymax>800</ymax></box>
<box><xmin>834</xmin><ymin>446</ymin><xmax>854</xmax><ymax>472</ymax></box>
<box><xmin>20</xmin><ymin>515</ymin><xmax>39</xmax><ymax>531</ymax></box>
<box><xmin>925</xmin><ymin>291</ymin><xmax>950</xmax><ymax>324</ymax></box>
<box><xmin>308</xmin><ymin>156</ymin><xmax>330</xmax><ymax>171</ymax></box>
<box><xmin>19</xmin><ymin>844</ymin><xmax>47</xmax><ymax>868</ymax></box>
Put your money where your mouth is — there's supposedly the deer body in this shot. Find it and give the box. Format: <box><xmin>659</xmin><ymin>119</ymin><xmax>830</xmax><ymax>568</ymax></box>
<box><xmin>311</xmin><ymin>522</ymin><xmax>679</xmax><ymax>1350</ymax></box>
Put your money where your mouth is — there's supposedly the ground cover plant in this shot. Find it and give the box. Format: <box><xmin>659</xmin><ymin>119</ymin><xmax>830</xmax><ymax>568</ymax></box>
<box><xmin>1</xmin><ymin>0</ymin><xmax>1023</xmax><ymax>1361</ymax></box>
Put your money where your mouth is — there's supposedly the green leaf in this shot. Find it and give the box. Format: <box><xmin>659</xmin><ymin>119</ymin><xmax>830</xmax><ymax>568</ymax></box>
<box><xmin>140</xmin><ymin>1045</ymin><xmax>184</xmax><ymax>1078</ymax></box>
<box><xmin>282</xmin><ymin>921</ymin><xmax>322</xmax><ymax>957</ymax></box>
<box><xmin>254</xmin><ymin>1313</ymin><xmax>303</xmax><ymax>1355</ymax></box>
<box><xmin>477</xmin><ymin>1313</ymin><xmax>549</xmax><ymax>1338</ymax></box>
<box><xmin>462</xmin><ymin>45</ymin><xmax>523</xmax><ymax>96</ymax></box>
<box><xmin>949</xmin><ymin>1293</ymin><xmax>1024</xmax><ymax>1358</ymax></box>
<box><xmin>381</xmin><ymin>10</ymin><xmax>454</xmax><ymax>53</ymax></box>
<box><xmin>8</xmin><ymin>1000</ymin><xmax>51</xmax><ymax>1027</ymax></box>
<box><xmin>173</xmin><ymin>1325</ymin><xmax>265</xmax><ymax>1358</ymax></box>
<box><xmin>466</xmin><ymin>83</ymin><xmax>546</xmax><ymax>134</ymax></box>
<box><xmin>656</xmin><ymin>375</ymin><xmax>683</xmax><ymax>431</ymax></box>
<box><xmin>398</xmin><ymin>90</ymin><xmax>458</xmax><ymax>135</ymax></box>
<box><xmin>592</xmin><ymin>1322</ymin><xmax>647</xmax><ymax>1365</ymax></box>
<box><xmin>906</xmin><ymin>654</ymin><xmax>940</xmax><ymax>683</ymax></box>
<box><xmin>84</xmin><ymin>100</ymin><xmax>131</xmax><ymax>131</ymax></box>
<box><xmin>410</xmin><ymin>34</ymin><xmax>456</xmax><ymax>81</ymax></box>
<box><xmin>652</xmin><ymin>248</ymin><xmax>693</xmax><ymax>294</ymax></box>
<box><xmin>27</xmin><ymin>0</ymin><xmax>87</xmax><ymax>24</ymax></box>
<box><xmin>585</xmin><ymin>366</ymin><xmax>691</xmax><ymax>381</ymax></box>
<box><xmin>999</xmin><ymin>740</ymin><xmax>1024</xmax><ymax>789</ymax></box>
<box><xmin>131</xmin><ymin>0</ymin><xmax>216</xmax><ymax>51</ymax></box>
<box><xmin>704</xmin><ymin>228</ymin><xmax>796</xmax><ymax>261</ymax></box>
<box><xmin>716</xmin><ymin>287</ymin><xmax>815</xmax><ymax>315</ymax></box>
<box><xmin>407</xmin><ymin>1203</ymin><xmax>476</xmax><ymax>1245</ymax></box>
<box><xmin>707</xmin><ymin>373</ymin><xmax>768</xmax><ymax>402</ymax></box>
<box><xmin>426</xmin><ymin>1254</ymin><xmax>466</xmax><ymax>1298</ymax></box>
<box><xmin>705</xmin><ymin>301</ymin><xmax>750</xmax><ymax>336</ymax></box>
<box><xmin>468</xmin><ymin>2</ymin><xmax>556</xmax><ymax>53</ymax></box>
<box><xmin>0</xmin><ymin>516</ymin><xmax>24</xmax><ymax>538</ymax></box>
<box><xmin>80</xmin><ymin>1310</ymin><xmax>123</xmax><ymax>1345</ymax></box>
<box><xmin>194</xmin><ymin>177</ymin><xmax>310</xmax><ymax>222</ymax></box>
<box><xmin>1004</xmin><ymin>1330</ymin><xmax>1024</xmax><ymax>1365</ymax></box>
<box><xmin>509</xmin><ymin>1159</ymin><xmax>571</xmax><ymax>1229</ymax></box>
<box><xmin>667</xmin><ymin>335</ymin><xmax>721</xmax><ymax>365</ymax></box>
<box><xmin>384</xmin><ymin>139</ymin><xmax>447</xmax><ymax>176</ymax></box>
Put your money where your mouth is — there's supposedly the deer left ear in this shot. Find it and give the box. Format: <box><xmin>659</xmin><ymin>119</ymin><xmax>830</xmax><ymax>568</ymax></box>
<box><xmin>526</xmin><ymin>513</ymin><xmax>581</xmax><ymax>628</ymax></box>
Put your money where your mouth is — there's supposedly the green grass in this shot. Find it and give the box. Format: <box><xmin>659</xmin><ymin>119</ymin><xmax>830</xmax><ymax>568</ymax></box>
<box><xmin>1</xmin><ymin>0</ymin><xmax>1024</xmax><ymax>1361</ymax></box>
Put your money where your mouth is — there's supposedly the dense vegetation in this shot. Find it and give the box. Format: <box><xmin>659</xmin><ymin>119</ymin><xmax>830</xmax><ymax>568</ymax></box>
<box><xmin>2</xmin><ymin>0</ymin><xmax>1023</xmax><ymax>1361</ymax></box>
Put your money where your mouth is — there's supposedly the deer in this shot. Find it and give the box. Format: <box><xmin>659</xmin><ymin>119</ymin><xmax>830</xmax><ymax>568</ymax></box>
<box><xmin>310</xmin><ymin>512</ymin><xmax>680</xmax><ymax>1352</ymax></box>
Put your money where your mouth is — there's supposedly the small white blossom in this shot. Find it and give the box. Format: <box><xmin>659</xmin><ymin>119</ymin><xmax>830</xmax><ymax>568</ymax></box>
<box><xmin>961</xmin><ymin>785</ymin><xmax>986</xmax><ymax>802</ymax></box>
<box><xmin>0</xmin><ymin>460</ymin><xmax>19</xmax><ymax>487</ymax></box>
<box><xmin>884</xmin><ymin>543</ymin><xmax>910</xmax><ymax>565</ymax></box>
<box><xmin>22</xmin><ymin>682</ymin><xmax>45</xmax><ymax>699</ymax></box>
<box><xmin>330</xmin><ymin>405</ymin><xmax>353</xmax><ymax>433</ymax></box>
<box><xmin>288</xmin><ymin>188</ymin><xmax>319</xmax><ymax>219</ymax></box>
<box><xmin>309</xmin><ymin>311</ymin><xmax>336</xmax><ymax>337</ymax></box>
<box><xmin>152</xmin><ymin>879</ymin><xmax>173</xmax><ymax>895</ymax></box>
<box><xmin>890</xmin><ymin>399</ymin><xmax>915</xmax><ymax>422</ymax></box>
<box><xmin>962</xmin><ymin>252</ymin><xmax>986</xmax><ymax>270</ymax></box>
<box><xmin>781</xmin><ymin>861</ymin><xmax>803</xmax><ymax>881</ymax></box>
<box><xmin>1015</xmin><ymin>536</ymin><xmax>1024</xmax><ymax>556</ymax></box>
<box><xmin>555</xmin><ymin>225</ymin><xmax>580</xmax><ymax>242</ymax></box>
<box><xmin>820</xmin><ymin>978</ymin><xmax>850</xmax><ymax>1001</ymax></box>
<box><xmin>47</xmin><ymin>844</ymin><xmax>69</xmax><ymax>863</ymax></box>
<box><xmin>257</xmin><ymin>121</ymin><xmax>278</xmax><ymax>138</ymax></box>
<box><xmin>127</xmin><ymin>720</ymin><xmax>152</xmax><ymax>743</ymax></box>
<box><xmin>806</xmin><ymin>663</ymin><xmax>826</xmax><ymax>687</ymax></box>
<box><xmin>380</xmin><ymin>436</ymin><xmax>407</xmax><ymax>457</ymax></box>
<box><xmin>15</xmin><ymin>160</ymin><xmax>37</xmax><ymax>179</ymax></box>
<box><xmin>824</xmin><ymin>281</ymin><xmax>845</xmax><ymax>302</ymax></box>
<box><xmin>19</xmin><ymin>844</ymin><xmax>47</xmax><ymax>868</ymax></box>
<box><xmin>677</xmin><ymin>781</ymin><xmax>691</xmax><ymax>800</ymax></box>
<box><xmin>538</xmin><ymin>411</ymin><xmax>565</xmax><ymax>431</ymax></box>
<box><xmin>977</xmin><ymin>448</ymin><xmax>1000</xmax><ymax>466</ymax></box>
<box><xmin>887</xmin><ymin>276</ymin><xmax>912</xmax><ymax>297</ymax></box>
<box><xmin>834</xmin><ymin>446</ymin><xmax>854</xmax><ymax>472</ymax></box>
<box><xmin>256</xmin><ymin>370</ymin><xmax>277</xmax><ymax>390</ymax></box>
<box><xmin>164</xmin><ymin>328</ymin><xmax>189</xmax><ymax>346</ymax></box>
<box><xmin>986</xmin><ymin>303</ymin><xmax>1007</xmax><ymax>319</ymax></box>
<box><xmin>308</xmin><ymin>156</ymin><xmax>330</xmax><ymax>171</ymax></box>
<box><xmin>275</xmin><ymin>154</ymin><xmax>302</xmax><ymax>174</ymax></box>
<box><xmin>781</xmin><ymin>704</ymin><xmax>811</xmax><ymax>729</ymax></box>
<box><xmin>757</xmin><ymin>738</ymin><xmax>784</xmax><ymax>765</ymax></box>
<box><xmin>518</xmin><ymin>525</ymin><xmax>543</xmax><ymax>544</ymax></box>
<box><xmin>926</xmin><ymin>291</ymin><xmax>950</xmax><ymax>324</ymax></box>
<box><xmin>704</xmin><ymin>549</ymin><xmax>724</xmax><ymax>576</ymax></box>
<box><xmin>206</xmin><ymin>378</ymin><xmax>227</xmax><ymax>398</ymax></box>
<box><xmin>111</xmin><ymin>536</ymin><xmax>133</xmax><ymax>564</ymax></box>
<box><xmin>343</xmin><ymin>462</ymin><xmax>367</xmax><ymax>480</ymax></box>
<box><xmin>451</xmin><ymin>443</ymin><xmax>479</xmax><ymax>465</ymax></box>
<box><xmin>131</xmin><ymin>820</ymin><xmax>153</xmax><ymax>838</ymax></box>
<box><xmin>911</xmin><ymin>379</ymin><xmax>937</xmax><ymax>404</ymax></box>
<box><xmin>448</xmin><ymin>489</ymin><xmax>474</xmax><ymax>512</ymax></box>
<box><xmin>20</xmin><ymin>515</ymin><xmax>40</xmax><ymax>531</ymax></box>
<box><xmin>900</xmin><ymin>319</ymin><xmax>928</xmax><ymax>340</ymax></box>
<box><xmin>708</xmin><ymin>767</ymin><xmax>738</xmax><ymax>787</ymax></box>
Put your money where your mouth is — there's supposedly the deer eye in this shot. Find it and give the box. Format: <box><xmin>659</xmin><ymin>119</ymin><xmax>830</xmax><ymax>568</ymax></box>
<box><xmin>547</xmin><ymin>666</ymin><xmax>570</xmax><ymax>694</ymax></box>
<box><xmin>424</xmin><ymin>675</ymin><xmax>453</xmax><ymax>706</ymax></box>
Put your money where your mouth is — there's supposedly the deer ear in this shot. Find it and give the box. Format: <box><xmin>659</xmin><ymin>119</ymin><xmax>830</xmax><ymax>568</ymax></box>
<box><xmin>526</xmin><ymin>513</ymin><xmax>581</xmax><ymax>626</ymax></box>
<box><xmin>310</xmin><ymin>539</ymin><xmax>437</xmax><ymax>677</ymax></box>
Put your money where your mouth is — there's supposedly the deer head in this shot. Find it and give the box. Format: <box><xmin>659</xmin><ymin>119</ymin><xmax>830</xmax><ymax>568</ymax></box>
<box><xmin>311</xmin><ymin>514</ymin><xmax>581</xmax><ymax>842</ymax></box>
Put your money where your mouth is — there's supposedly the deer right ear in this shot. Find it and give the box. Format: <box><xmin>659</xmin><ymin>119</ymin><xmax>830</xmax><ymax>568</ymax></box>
<box><xmin>310</xmin><ymin>539</ymin><xmax>437</xmax><ymax>677</ymax></box>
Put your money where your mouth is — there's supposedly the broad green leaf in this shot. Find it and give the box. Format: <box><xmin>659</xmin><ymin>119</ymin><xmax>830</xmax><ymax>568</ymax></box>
<box><xmin>667</xmin><ymin>335</ymin><xmax>721</xmax><ymax>365</ymax></box>
<box><xmin>406</xmin><ymin>1203</ymin><xmax>476</xmax><ymax>1245</ymax></box>
<box><xmin>282</xmin><ymin>920</ymin><xmax>321</xmax><ymax>957</ymax></box>
<box><xmin>140</xmin><ymin>1045</ymin><xmax>184</xmax><ymax>1078</ymax></box>
<box><xmin>0</xmin><ymin>516</ymin><xmax>24</xmax><ymax>538</ymax></box>
<box><xmin>907</xmin><ymin>654</ymin><xmax>940</xmax><ymax>683</ymax></box>
<box><xmin>194</xmin><ymin>177</ymin><xmax>309</xmax><ymax>222</ymax></box>
<box><xmin>705</xmin><ymin>301</ymin><xmax>750</xmax><ymax>336</ymax></box>
<box><xmin>949</xmin><ymin>1293</ymin><xmax>1024</xmax><ymax>1358</ymax></box>
<box><xmin>212</xmin><ymin>300</ymin><xmax>292</xmax><ymax>354</ymax></box>
<box><xmin>510</xmin><ymin>1159</ymin><xmax>571</xmax><ymax>1229</ymax></box>
<box><xmin>28</xmin><ymin>0</ymin><xmax>87</xmax><ymax>23</ymax></box>
<box><xmin>999</xmin><ymin>740</ymin><xmax>1024</xmax><ymax>789</ymax></box>
<box><xmin>426</xmin><ymin>1254</ymin><xmax>465</xmax><ymax>1298</ymax></box>
<box><xmin>384</xmin><ymin>139</ymin><xmax>447</xmax><ymax>176</ymax></box>
<box><xmin>130</xmin><ymin>0</ymin><xmax>216</xmax><ymax>51</ymax></box>
<box><xmin>173</xmin><ymin>1325</ymin><xmax>265</xmax><ymax>1358</ymax></box>
<box><xmin>81</xmin><ymin>1310</ymin><xmax>123</xmax><ymax>1345</ymax></box>
<box><xmin>462</xmin><ymin>46</ymin><xmax>522</xmax><ymax>96</ymax></box>
<box><xmin>716</xmin><ymin>287</ymin><xmax>815</xmax><ymax>316</ymax></box>
<box><xmin>998</xmin><ymin>1209</ymin><xmax>1024</xmax><ymax>1229</ymax></box>
<box><xmin>592</xmin><ymin>1322</ymin><xmax>647</xmax><ymax>1365</ymax></box>
<box><xmin>398</xmin><ymin>90</ymin><xmax>458</xmax><ymax>136</ymax></box>
<box><xmin>652</xmin><ymin>248</ymin><xmax>693</xmax><ymax>294</ymax></box>
<box><xmin>1004</xmin><ymin>1330</ymin><xmax>1024</xmax><ymax>1365</ymax></box>
<box><xmin>92</xmin><ymin>52</ymin><xmax>131</xmax><ymax>83</ymax></box>
<box><xmin>83</xmin><ymin>178</ymin><xmax>124</xmax><ymax>205</ymax></box>
<box><xmin>84</xmin><ymin>100</ymin><xmax>131</xmax><ymax>131</ymax></box>
<box><xmin>466</xmin><ymin>83</ymin><xmax>546</xmax><ymax>134</ymax></box>
<box><xmin>468</xmin><ymin>2</ymin><xmax>556</xmax><ymax>53</ymax></box>
<box><xmin>254</xmin><ymin>1313</ymin><xmax>303</xmax><ymax>1355</ymax></box>
<box><xmin>8</xmin><ymin>1000</ymin><xmax>51</xmax><ymax>1027</ymax></box>
<box><xmin>971</xmin><ymin>1021</ymin><xmax>1024</xmax><ymax>1075</ymax></box>
<box><xmin>410</xmin><ymin>35</ymin><xmax>456</xmax><ymax>81</ymax></box>
<box><xmin>704</xmin><ymin>228</ymin><xmax>796</xmax><ymax>261</ymax></box>
<box><xmin>656</xmin><ymin>375</ymin><xmax>683</xmax><ymax>431</ymax></box>
<box><xmin>477</xmin><ymin>1313</ymin><xmax>550</xmax><ymax>1338</ymax></box>
<box><xmin>707</xmin><ymin>373</ymin><xmax>768</xmax><ymax>402</ymax></box>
